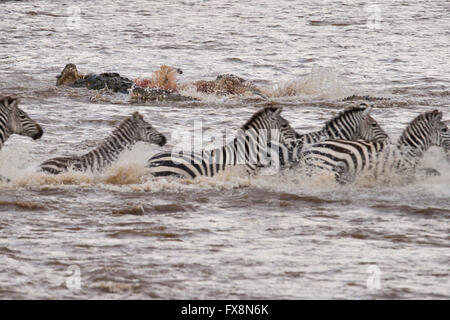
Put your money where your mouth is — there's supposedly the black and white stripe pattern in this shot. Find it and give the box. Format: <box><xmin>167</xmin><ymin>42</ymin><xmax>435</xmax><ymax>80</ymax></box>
<box><xmin>272</xmin><ymin>104</ymin><xmax>389</xmax><ymax>167</ymax></box>
<box><xmin>147</xmin><ymin>106</ymin><xmax>298</xmax><ymax>179</ymax></box>
<box><xmin>298</xmin><ymin>110</ymin><xmax>450</xmax><ymax>184</ymax></box>
<box><xmin>40</xmin><ymin>112</ymin><xmax>167</xmax><ymax>174</ymax></box>
<box><xmin>298</xmin><ymin>104</ymin><xmax>389</xmax><ymax>144</ymax></box>
<box><xmin>0</xmin><ymin>96</ymin><xmax>43</xmax><ymax>150</ymax></box>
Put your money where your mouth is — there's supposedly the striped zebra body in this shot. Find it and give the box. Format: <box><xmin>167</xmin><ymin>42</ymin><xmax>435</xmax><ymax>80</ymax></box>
<box><xmin>147</xmin><ymin>106</ymin><xmax>298</xmax><ymax>179</ymax></box>
<box><xmin>147</xmin><ymin>143</ymin><xmax>239</xmax><ymax>179</ymax></box>
<box><xmin>40</xmin><ymin>112</ymin><xmax>166</xmax><ymax>174</ymax></box>
<box><xmin>299</xmin><ymin>104</ymin><xmax>389</xmax><ymax>145</ymax></box>
<box><xmin>272</xmin><ymin>104</ymin><xmax>389</xmax><ymax>168</ymax></box>
<box><xmin>0</xmin><ymin>96</ymin><xmax>43</xmax><ymax>150</ymax></box>
<box><xmin>299</xmin><ymin>110</ymin><xmax>450</xmax><ymax>184</ymax></box>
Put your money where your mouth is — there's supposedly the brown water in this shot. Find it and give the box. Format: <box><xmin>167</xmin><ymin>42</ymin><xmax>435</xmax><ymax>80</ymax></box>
<box><xmin>0</xmin><ymin>0</ymin><xmax>449</xmax><ymax>299</ymax></box>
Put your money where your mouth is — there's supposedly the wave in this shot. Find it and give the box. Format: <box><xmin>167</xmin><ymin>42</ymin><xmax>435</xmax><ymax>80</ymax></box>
<box><xmin>260</xmin><ymin>67</ymin><xmax>354</xmax><ymax>100</ymax></box>
<box><xmin>71</xmin><ymin>67</ymin><xmax>357</xmax><ymax>105</ymax></box>
<box><xmin>1</xmin><ymin>135</ymin><xmax>448</xmax><ymax>203</ymax></box>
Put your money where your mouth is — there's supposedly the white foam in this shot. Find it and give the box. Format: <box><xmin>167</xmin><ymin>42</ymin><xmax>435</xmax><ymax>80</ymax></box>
<box><xmin>264</xmin><ymin>67</ymin><xmax>354</xmax><ymax>100</ymax></box>
<box><xmin>2</xmin><ymin>133</ymin><xmax>448</xmax><ymax>203</ymax></box>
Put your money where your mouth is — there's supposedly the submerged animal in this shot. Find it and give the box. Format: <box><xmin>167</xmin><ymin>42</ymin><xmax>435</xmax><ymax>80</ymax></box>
<box><xmin>134</xmin><ymin>65</ymin><xmax>183</xmax><ymax>92</ymax></box>
<box><xmin>130</xmin><ymin>65</ymin><xmax>194</xmax><ymax>102</ymax></box>
<box><xmin>40</xmin><ymin>112</ymin><xmax>166</xmax><ymax>175</ymax></box>
<box><xmin>56</xmin><ymin>63</ymin><xmax>133</xmax><ymax>94</ymax></box>
<box><xmin>129</xmin><ymin>87</ymin><xmax>195</xmax><ymax>102</ymax></box>
<box><xmin>56</xmin><ymin>63</ymin><xmax>85</xmax><ymax>86</ymax></box>
<box><xmin>192</xmin><ymin>74</ymin><xmax>266</xmax><ymax>98</ymax></box>
<box><xmin>342</xmin><ymin>95</ymin><xmax>390</xmax><ymax>102</ymax></box>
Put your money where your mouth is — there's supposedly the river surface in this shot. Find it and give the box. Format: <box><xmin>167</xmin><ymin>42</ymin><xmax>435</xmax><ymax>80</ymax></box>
<box><xmin>0</xmin><ymin>0</ymin><xmax>449</xmax><ymax>299</ymax></box>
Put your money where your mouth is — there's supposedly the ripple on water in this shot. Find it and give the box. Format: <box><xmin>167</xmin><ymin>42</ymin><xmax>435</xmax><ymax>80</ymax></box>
<box><xmin>0</xmin><ymin>0</ymin><xmax>449</xmax><ymax>300</ymax></box>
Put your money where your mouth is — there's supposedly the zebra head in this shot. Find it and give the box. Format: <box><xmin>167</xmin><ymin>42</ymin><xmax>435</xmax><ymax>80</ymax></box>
<box><xmin>427</xmin><ymin>111</ymin><xmax>450</xmax><ymax>150</ymax></box>
<box><xmin>1</xmin><ymin>96</ymin><xmax>43</xmax><ymax>141</ymax></box>
<box><xmin>323</xmin><ymin>104</ymin><xmax>389</xmax><ymax>143</ymax></box>
<box><xmin>241</xmin><ymin>106</ymin><xmax>298</xmax><ymax>146</ymax></box>
<box><xmin>130</xmin><ymin>112</ymin><xmax>167</xmax><ymax>146</ymax></box>
<box><xmin>357</xmin><ymin>104</ymin><xmax>390</xmax><ymax>143</ymax></box>
<box><xmin>398</xmin><ymin>110</ymin><xmax>450</xmax><ymax>154</ymax></box>
<box><xmin>443</xmin><ymin>119</ymin><xmax>450</xmax><ymax>151</ymax></box>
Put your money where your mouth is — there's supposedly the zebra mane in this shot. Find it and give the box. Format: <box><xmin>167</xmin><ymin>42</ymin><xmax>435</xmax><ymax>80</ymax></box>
<box><xmin>398</xmin><ymin>110</ymin><xmax>442</xmax><ymax>147</ymax></box>
<box><xmin>241</xmin><ymin>106</ymin><xmax>281</xmax><ymax>130</ymax></box>
<box><xmin>321</xmin><ymin>105</ymin><xmax>367</xmax><ymax>131</ymax></box>
<box><xmin>111</xmin><ymin>112</ymin><xmax>143</xmax><ymax>133</ymax></box>
<box><xmin>0</xmin><ymin>96</ymin><xmax>19</xmax><ymax>109</ymax></box>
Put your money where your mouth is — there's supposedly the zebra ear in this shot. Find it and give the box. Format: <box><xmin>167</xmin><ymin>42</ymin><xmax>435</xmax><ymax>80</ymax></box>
<box><xmin>273</xmin><ymin>107</ymin><xmax>282</xmax><ymax>117</ymax></box>
<box><xmin>361</xmin><ymin>105</ymin><xmax>372</xmax><ymax>118</ymax></box>
<box><xmin>132</xmin><ymin>112</ymin><xmax>143</xmax><ymax>120</ymax></box>
<box><xmin>431</xmin><ymin>110</ymin><xmax>443</xmax><ymax>121</ymax></box>
<box><xmin>5</xmin><ymin>97</ymin><xmax>19</xmax><ymax>110</ymax></box>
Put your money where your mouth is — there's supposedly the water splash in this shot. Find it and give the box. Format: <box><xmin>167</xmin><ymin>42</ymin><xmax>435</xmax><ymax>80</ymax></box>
<box><xmin>263</xmin><ymin>67</ymin><xmax>354</xmax><ymax>100</ymax></box>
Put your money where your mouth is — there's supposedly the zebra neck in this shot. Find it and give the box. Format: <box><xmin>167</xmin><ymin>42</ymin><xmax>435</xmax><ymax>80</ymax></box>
<box><xmin>300</xmin><ymin>131</ymin><xmax>327</xmax><ymax>144</ymax></box>
<box><xmin>321</xmin><ymin>125</ymin><xmax>357</xmax><ymax>141</ymax></box>
<box><xmin>85</xmin><ymin>128</ymin><xmax>139</xmax><ymax>163</ymax></box>
<box><xmin>299</xmin><ymin>125</ymin><xmax>357</xmax><ymax>145</ymax></box>
<box><xmin>229</xmin><ymin>128</ymin><xmax>273</xmax><ymax>166</ymax></box>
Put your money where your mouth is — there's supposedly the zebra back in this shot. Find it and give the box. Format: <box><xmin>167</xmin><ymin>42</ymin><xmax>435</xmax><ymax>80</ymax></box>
<box><xmin>298</xmin><ymin>109</ymin><xmax>450</xmax><ymax>184</ymax></box>
<box><xmin>0</xmin><ymin>96</ymin><xmax>43</xmax><ymax>150</ymax></box>
<box><xmin>40</xmin><ymin>112</ymin><xmax>166</xmax><ymax>174</ymax></box>
<box><xmin>147</xmin><ymin>106</ymin><xmax>298</xmax><ymax>178</ymax></box>
<box><xmin>271</xmin><ymin>104</ymin><xmax>388</xmax><ymax>168</ymax></box>
<box><xmin>300</xmin><ymin>104</ymin><xmax>389</xmax><ymax>145</ymax></box>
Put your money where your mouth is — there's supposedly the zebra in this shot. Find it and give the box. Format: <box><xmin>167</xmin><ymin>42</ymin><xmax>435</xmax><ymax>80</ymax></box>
<box><xmin>0</xmin><ymin>96</ymin><xmax>43</xmax><ymax>182</ymax></box>
<box><xmin>40</xmin><ymin>112</ymin><xmax>167</xmax><ymax>174</ymax></box>
<box><xmin>297</xmin><ymin>104</ymin><xmax>389</xmax><ymax>144</ymax></box>
<box><xmin>297</xmin><ymin>110</ymin><xmax>450</xmax><ymax>184</ymax></box>
<box><xmin>146</xmin><ymin>106</ymin><xmax>299</xmax><ymax>179</ymax></box>
<box><xmin>0</xmin><ymin>96</ymin><xmax>43</xmax><ymax>150</ymax></box>
<box><xmin>272</xmin><ymin>104</ymin><xmax>389</xmax><ymax>167</ymax></box>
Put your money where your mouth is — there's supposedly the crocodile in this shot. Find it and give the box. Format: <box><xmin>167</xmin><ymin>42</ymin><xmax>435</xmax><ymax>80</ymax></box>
<box><xmin>343</xmin><ymin>95</ymin><xmax>391</xmax><ymax>102</ymax></box>
<box><xmin>129</xmin><ymin>86</ymin><xmax>195</xmax><ymax>102</ymax></box>
<box><xmin>192</xmin><ymin>74</ymin><xmax>267</xmax><ymax>98</ymax></box>
<box><xmin>56</xmin><ymin>63</ymin><xmax>133</xmax><ymax>94</ymax></box>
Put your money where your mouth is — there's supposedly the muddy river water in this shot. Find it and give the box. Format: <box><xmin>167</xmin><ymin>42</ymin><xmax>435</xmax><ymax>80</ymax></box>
<box><xmin>0</xmin><ymin>0</ymin><xmax>448</xmax><ymax>299</ymax></box>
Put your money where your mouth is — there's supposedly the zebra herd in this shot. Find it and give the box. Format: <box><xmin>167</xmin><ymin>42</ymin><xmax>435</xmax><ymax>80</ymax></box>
<box><xmin>301</xmin><ymin>110</ymin><xmax>450</xmax><ymax>184</ymax></box>
<box><xmin>146</xmin><ymin>105</ymin><xmax>389</xmax><ymax>178</ymax></box>
<box><xmin>0</xmin><ymin>95</ymin><xmax>449</xmax><ymax>185</ymax></box>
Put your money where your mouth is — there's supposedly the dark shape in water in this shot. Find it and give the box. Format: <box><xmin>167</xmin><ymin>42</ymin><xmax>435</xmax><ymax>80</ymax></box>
<box><xmin>0</xmin><ymin>175</ymin><xmax>11</xmax><ymax>183</ymax></box>
<box><xmin>193</xmin><ymin>74</ymin><xmax>267</xmax><ymax>98</ymax></box>
<box><xmin>80</xmin><ymin>73</ymin><xmax>133</xmax><ymax>94</ymax></box>
<box><xmin>56</xmin><ymin>63</ymin><xmax>133</xmax><ymax>94</ymax></box>
<box><xmin>129</xmin><ymin>86</ymin><xmax>195</xmax><ymax>102</ymax></box>
<box><xmin>343</xmin><ymin>94</ymin><xmax>390</xmax><ymax>102</ymax></box>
